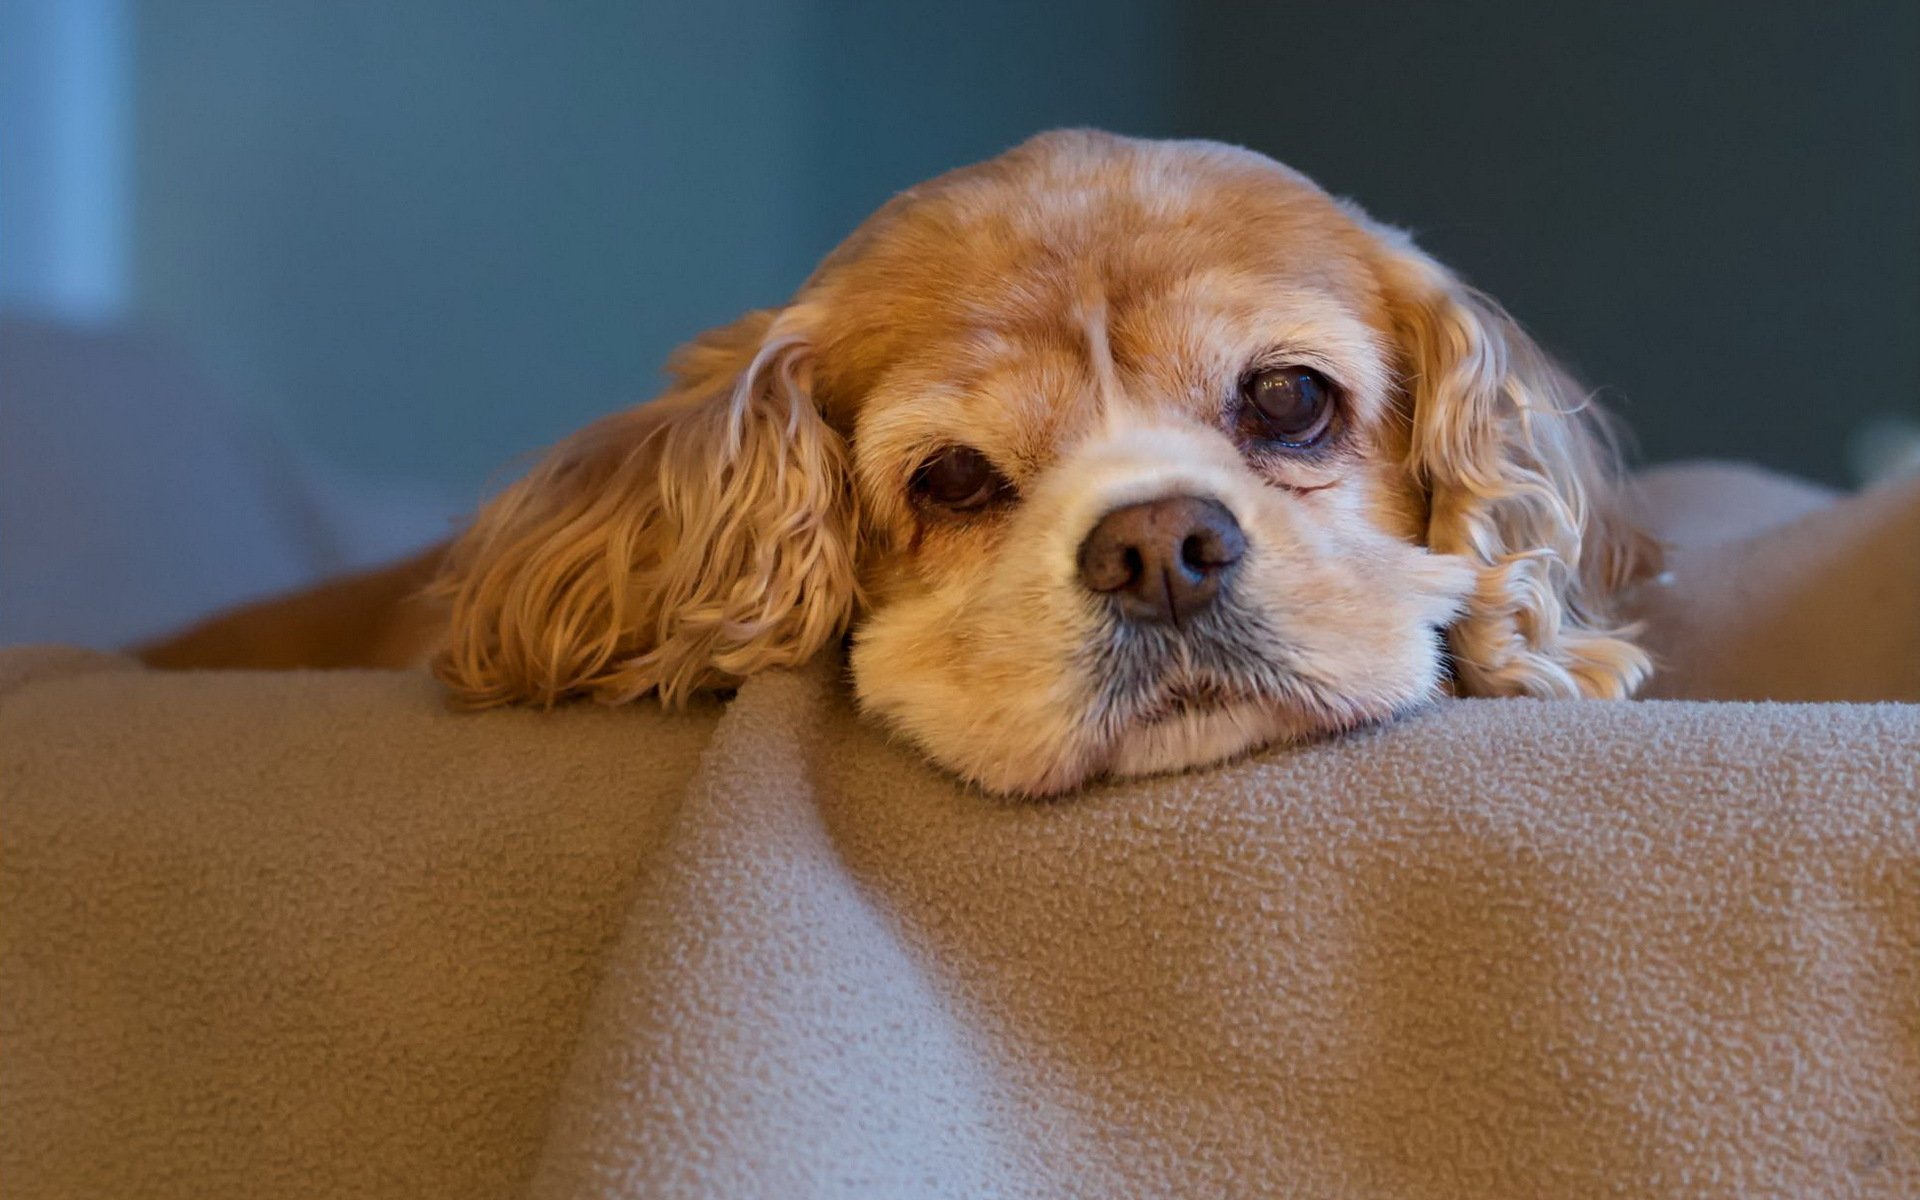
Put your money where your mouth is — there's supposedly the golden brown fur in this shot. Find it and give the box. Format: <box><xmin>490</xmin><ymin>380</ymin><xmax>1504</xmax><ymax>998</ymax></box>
<box><xmin>138</xmin><ymin>549</ymin><xmax>445</xmax><ymax>671</ymax></box>
<box><xmin>143</xmin><ymin>131</ymin><xmax>1657</xmax><ymax>794</ymax></box>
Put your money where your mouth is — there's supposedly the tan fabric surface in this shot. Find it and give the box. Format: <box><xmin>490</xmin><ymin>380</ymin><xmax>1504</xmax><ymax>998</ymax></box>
<box><xmin>1630</xmin><ymin>460</ymin><xmax>1840</xmax><ymax>550</ymax></box>
<box><xmin>1628</xmin><ymin>471</ymin><xmax>1920</xmax><ymax>702</ymax></box>
<box><xmin>1</xmin><ymin>665</ymin><xmax>720</xmax><ymax>1199</ymax></box>
<box><xmin>4</xmin><ymin>654</ymin><xmax>1918</xmax><ymax>1198</ymax></box>
<box><xmin>4</xmin><ymin>463</ymin><xmax>1919</xmax><ymax>1198</ymax></box>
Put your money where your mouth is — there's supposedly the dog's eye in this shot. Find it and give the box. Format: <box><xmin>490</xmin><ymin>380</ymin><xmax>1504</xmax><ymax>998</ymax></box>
<box><xmin>1239</xmin><ymin>365</ymin><xmax>1337</xmax><ymax>447</ymax></box>
<box><xmin>910</xmin><ymin>445</ymin><xmax>1012</xmax><ymax>512</ymax></box>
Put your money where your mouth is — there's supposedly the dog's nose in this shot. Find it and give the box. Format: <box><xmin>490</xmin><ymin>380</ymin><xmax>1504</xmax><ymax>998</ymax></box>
<box><xmin>1077</xmin><ymin>496</ymin><xmax>1246</xmax><ymax>626</ymax></box>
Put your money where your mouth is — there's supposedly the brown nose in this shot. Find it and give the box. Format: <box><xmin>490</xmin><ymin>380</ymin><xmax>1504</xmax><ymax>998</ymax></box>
<box><xmin>1077</xmin><ymin>496</ymin><xmax>1247</xmax><ymax>626</ymax></box>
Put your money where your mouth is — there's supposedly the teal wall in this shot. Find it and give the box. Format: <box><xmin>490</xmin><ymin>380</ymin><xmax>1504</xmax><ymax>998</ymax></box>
<box><xmin>131</xmin><ymin>0</ymin><xmax>1179</xmax><ymax>496</ymax></box>
<box><xmin>1177</xmin><ymin>0</ymin><xmax>1919</xmax><ymax>485</ymax></box>
<box><xmin>134</xmin><ymin>0</ymin><xmax>820</xmax><ymax>491</ymax></box>
<box><xmin>128</xmin><ymin>1</ymin><xmax>1915</xmax><ymax>493</ymax></box>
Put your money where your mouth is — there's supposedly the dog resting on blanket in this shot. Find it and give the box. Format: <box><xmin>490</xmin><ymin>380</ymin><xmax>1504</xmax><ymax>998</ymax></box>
<box><xmin>143</xmin><ymin>130</ymin><xmax>1659</xmax><ymax>795</ymax></box>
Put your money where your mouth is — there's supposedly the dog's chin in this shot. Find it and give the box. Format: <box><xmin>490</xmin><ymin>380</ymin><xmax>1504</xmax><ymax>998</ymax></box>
<box><xmin>931</xmin><ymin>686</ymin><xmax>1401</xmax><ymax>799</ymax></box>
<box><xmin>1100</xmin><ymin>688</ymin><xmax>1355</xmax><ymax>785</ymax></box>
<box><xmin>1104</xmin><ymin>699</ymin><xmax>1295</xmax><ymax>782</ymax></box>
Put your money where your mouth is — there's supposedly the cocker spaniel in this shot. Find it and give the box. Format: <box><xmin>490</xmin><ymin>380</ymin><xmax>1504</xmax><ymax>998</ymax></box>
<box><xmin>146</xmin><ymin>131</ymin><xmax>1657</xmax><ymax>795</ymax></box>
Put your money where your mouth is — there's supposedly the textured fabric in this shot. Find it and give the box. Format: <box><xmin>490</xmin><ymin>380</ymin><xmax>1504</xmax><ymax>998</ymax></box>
<box><xmin>0</xmin><ymin>662</ymin><xmax>719</xmax><ymax>1199</ymax></box>
<box><xmin>1628</xmin><ymin>470</ymin><xmax>1920</xmax><ymax>702</ymax></box>
<box><xmin>1629</xmin><ymin>459</ymin><xmax>1839</xmax><ymax>550</ymax></box>
<box><xmin>3</xmin><ymin>464</ymin><xmax>1919</xmax><ymax>1198</ymax></box>
<box><xmin>3</xmin><ymin>652</ymin><xmax>1918</xmax><ymax>1199</ymax></box>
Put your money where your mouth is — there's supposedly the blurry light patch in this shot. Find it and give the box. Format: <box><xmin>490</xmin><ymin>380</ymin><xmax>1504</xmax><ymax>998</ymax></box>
<box><xmin>0</xmin><ymin>0</ymin><xmax>128</xmax><ymax>322</ymax></box>
<box><xmin>1847</xmin><ymin>413</ymin><xmax>1920</xmax><ymax>486</ymax></box>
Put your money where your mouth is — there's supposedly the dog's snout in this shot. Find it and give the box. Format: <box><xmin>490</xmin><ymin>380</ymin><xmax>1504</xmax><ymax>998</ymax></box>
<box><xmin>1077</xmin><ymin>496</ymin><xmax>1246</xmax><ymax>625</ymax></box>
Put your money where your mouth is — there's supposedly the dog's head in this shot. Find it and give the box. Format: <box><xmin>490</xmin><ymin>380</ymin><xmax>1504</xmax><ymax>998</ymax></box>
<box><xmin>434</xmin><ymin>131</ymin><xmax>1655</xmax><ymax>795</ymax></box>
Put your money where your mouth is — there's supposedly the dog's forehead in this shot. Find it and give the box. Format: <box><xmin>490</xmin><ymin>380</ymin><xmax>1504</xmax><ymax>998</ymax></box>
<box><xmin>809</xmin><ymin>133</ymin><xmax>1384</xmax><ymax>430</ymax></box>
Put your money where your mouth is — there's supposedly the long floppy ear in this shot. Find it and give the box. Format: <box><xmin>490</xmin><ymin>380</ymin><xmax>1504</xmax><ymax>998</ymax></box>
<box><xmin>1376</xmin><ymin>232</ymin><xmax>1658</xmax><ymax>699</ymax></box>
<box><xmin>432</xmin><ymin>306</ymin><xmax>859</xmax><ymax>708</ymax></box>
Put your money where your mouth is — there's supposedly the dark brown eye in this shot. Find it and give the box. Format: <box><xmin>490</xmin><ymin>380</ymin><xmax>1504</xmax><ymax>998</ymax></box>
<box><xmin>1240</xmin><ymin>365</ymin><xmax>1337</xmax><ymax>446</ymax></box>
<box><xmin>909</xmin><ymin>445</ymin><xmax>1012</xmax><ymax>512</ymax></box>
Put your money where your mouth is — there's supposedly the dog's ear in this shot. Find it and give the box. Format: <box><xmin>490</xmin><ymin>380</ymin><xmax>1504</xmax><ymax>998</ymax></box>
<box><xmin>1374</xmin><ymin>231</ymin><xmax>1658</xmax><ymax>699</ymax></box>
<box><xmin>433</xmin><ymin>306</ymin><xmax>860</xmax><ymax>708</ymax></box>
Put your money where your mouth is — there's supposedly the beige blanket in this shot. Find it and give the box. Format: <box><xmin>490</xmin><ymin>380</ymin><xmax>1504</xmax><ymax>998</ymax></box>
<box><xmin>3</xmin><ymin>469</ymin><xmax>1918</xmax><ymax>1198</ymax></box>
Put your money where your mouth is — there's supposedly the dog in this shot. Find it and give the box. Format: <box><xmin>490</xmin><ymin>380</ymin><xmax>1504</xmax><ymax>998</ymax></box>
<box><xmin>143</xmin><ymin>130</ymin><xmax>1658</xmax><ymax>795</ymax></box>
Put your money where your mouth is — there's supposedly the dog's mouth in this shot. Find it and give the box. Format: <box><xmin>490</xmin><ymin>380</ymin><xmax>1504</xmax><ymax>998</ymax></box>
<box><xmin>1088</xmin><ymin>606</ymin><xmax>1290</xmax><ymax>726</ymax></box>
<box><xmin>1099</xmin><ymin>677</ymin><xmax>1300</xmax><ymax>784</ymax></box>
<box><xmin>1099</xmin><ymin>667</ymin><xmax>1389</xmax><ymax>785</ymax></box>
<box><xmin>1068</xmin><ymin>609</ymin><xmax>1404</xmax><ymax>787</ymax></box>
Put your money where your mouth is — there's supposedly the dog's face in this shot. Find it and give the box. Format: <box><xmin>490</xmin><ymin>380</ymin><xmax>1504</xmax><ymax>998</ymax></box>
<box><xmin>435</xmin><ymin>131</ymin><xmax>1655</xmax><ymax>795</ymax></box>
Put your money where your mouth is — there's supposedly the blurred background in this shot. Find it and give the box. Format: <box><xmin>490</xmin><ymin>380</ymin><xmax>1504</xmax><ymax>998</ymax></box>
<box><xmin>3</xmin><ymin>0</ymin><xmax>1916</xmax><ymax>649</ymax></box>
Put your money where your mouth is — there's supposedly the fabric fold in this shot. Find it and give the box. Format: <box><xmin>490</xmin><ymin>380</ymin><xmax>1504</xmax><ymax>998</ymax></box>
<box><xmin>2</xmin><ymin>630</ymin><xmax>1918</xmax><ymax>1195</ymax></box>
<box><xmin>529</xmin><ymin>663</ymin><xmax>1039</xmax><ymax>1199</ymax></box>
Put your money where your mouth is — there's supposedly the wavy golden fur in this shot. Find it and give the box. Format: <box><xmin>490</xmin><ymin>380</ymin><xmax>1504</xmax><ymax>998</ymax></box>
<box><xmin>433</xmin><ymin>307</ymin><xmax>862</xmax><ymax>708</ymax></box>
<box><xmin>1371</xmin><ymin>226</ymin><xmax>1654</xmax><ymax>699</ymax></box>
